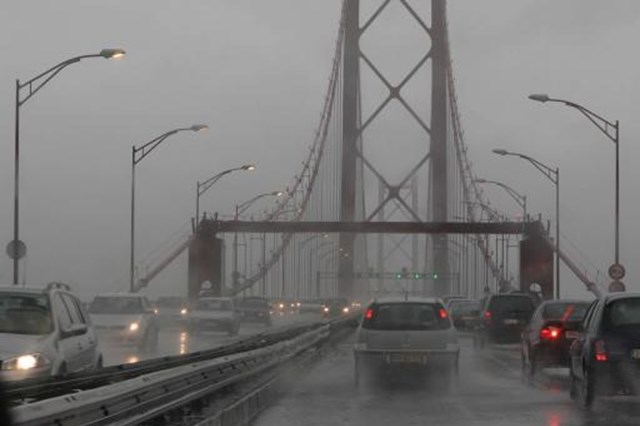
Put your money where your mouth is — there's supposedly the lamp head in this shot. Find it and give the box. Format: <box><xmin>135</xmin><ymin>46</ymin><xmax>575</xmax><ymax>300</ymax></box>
<box><xmin>475</xmin><ymin>178</ymin><xmax>488</xmax><ymax>183</ymax></box>
<box><xmin>242</xmin><ymin>164</ymin><xmax>256</xmax><ymax>171</ymax></box>
<box><xmin>100</xmin><ymin>48</ymin><xmax>126</xmax><ymax>59</ymax></box>
<box><xmin>492</xmin><ymin>149</ymin><xmax>509</xmax><ymax>156</ymax></box>
<box><xmin>273</xmin><ymin>191</ymin><xmax>285</xmax><ymax>197</ymax></box>
<box><xmin>190</xmin><ymin>124</ymin><xmax>208</xmax><ymax>132</ymax></box>
<box><xmin>528</xmin><ymin>94</ymin><xmax>550</xmax><ymax>103</ymax></box>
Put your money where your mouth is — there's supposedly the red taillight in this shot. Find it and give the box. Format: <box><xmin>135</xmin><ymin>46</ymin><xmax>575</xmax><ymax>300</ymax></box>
<box><xmin>594</xmin><ymin>340</ymin><xmax>608</xmax><ymax>362</ymax></box>
<box><xmin>439</xmin><ymin>308</ymin><xmax>448</xmax><ymax>319</ymax></box>
<box><xmin>540</xmin><ymin>326</ymin><xmax>562</xmax><ymax>340</ymax></box>
<box><xmin>483</xmin><ymin>311</ymin><xmax>492</xmax><ymax>323</ymax></box>
<box><xmin>365</xmin><ymin>308</ymin><xmax>374</xmax><ymax>320</ymax></box>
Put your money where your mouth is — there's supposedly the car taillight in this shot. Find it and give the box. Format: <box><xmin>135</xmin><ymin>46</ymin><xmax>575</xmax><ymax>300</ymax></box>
<box><xmin>540</xmin><ymin>326</ymin><xmax>562</xmax><ymax>340</ymax></box>
<box><xmin>365</xmin><ymin>308</ymin><xmax>374</xmax><ymax>320</ymax></box>
<box><xmin>439</xmin><ymin>309</ymin><xmax>448</xmax><ymax>319</ymax></box>
<box><xmin>594</xmin><ymin>340</ymin><xmax>608</xmax><ymax>362</ymax></box>
<box><xmin>483</xmin><ymin>311</ymin><xmax>492</xmax><ymax>324</ymax></box>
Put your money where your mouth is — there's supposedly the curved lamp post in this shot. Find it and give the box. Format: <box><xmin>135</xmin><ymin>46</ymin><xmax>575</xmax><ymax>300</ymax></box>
<box><xmin>492</xmin><ymin>148</ymin><xmax>560</xmax><ymax>299</ymax></box>
<box><xmin>529</xmin><ymin>94</ymin><xmax>620</xmax><ymax>271</ymax></box>
<box><xmin>474</xmin><ymin>179</ymin><xmax>527</xmax><ymax>222</ymax></box>
<box><xmin>130</xmin><ymin>124</ymin><xmax>208</xmax><ymax>292</ymax></box>
<box><xmin>12</xmin><ymin>48</ymin><xmax>126</xmax><ymax>284</ymax></box>
<box><xmin>196</xmin><ymin>164</ymin><xmax>255</xmax><ymax>225</ymax></box>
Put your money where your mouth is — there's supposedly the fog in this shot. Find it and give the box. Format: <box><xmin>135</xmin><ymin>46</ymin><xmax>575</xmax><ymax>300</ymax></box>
<box><xmin>1</xmin><ymin>1</ymin><xmax>639</xmax><ymax>300</ymax></box>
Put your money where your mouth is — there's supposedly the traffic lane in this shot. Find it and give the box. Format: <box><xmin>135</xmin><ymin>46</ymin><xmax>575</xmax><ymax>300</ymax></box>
<box><xmin>253</xmin><ymin>336</ymin><xmax>640</xmax><ymax>426</ymax></box>
<box><xmin>101</xmin><ymin>312</ymin><xmax>320</xmax><ymax>366</ymax></box>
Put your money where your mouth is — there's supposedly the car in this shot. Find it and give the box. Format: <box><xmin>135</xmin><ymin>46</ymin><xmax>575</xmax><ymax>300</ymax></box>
<box><xmin>0</xmin><ymin>282</ymin><xmax>103</xmax><ymax>380</ymax></box>
<box><xmin>475</xmin><ymin>293</ymin><xmax>536</xmax><ymax>346</ymax></box>
<box><xmin>353</xmin><ymin>297</ymin><xmax>459</xmax><ymax>387</ymax></box>
<box><xmin>569</xmin><ymin>293</ymin><xmax>640</xmax><ymax>408</ymax></box>
<box><xmin>237</xmin><ymin>296</ymin><xmax>272</xmax><ymax>326</ymax></box>
<box><xmin>189</xmin><ymin>297</ymin><xmax>242</xmax><ymax>336</ymax></box>
<box><xmin>521</xmin><ymin>299</ymin><xmax>590</xmax><ymax>378</ymax></box>
<box><xmin>322</xmin><ymin>298</ymin><xmax>351</xmax><ymax>318</ymax></box>
<box><xmin>298</xmin><ymin>299</ymin><xmax>324</xmax><ymax>314</ymax></box>
<box><xmin>155</xmin><ymin>296</ymin><xmax>189</xmax><ymax>328</ymax></box>
<box><xmin>89</xmin><ymin>293</ymin><xmax>159</xmax><ymax>353</ymax></box>
<box><xmin>448</xmin><ymin>299</ymin><xmax>480</xmax><ymax>332</ymax></box>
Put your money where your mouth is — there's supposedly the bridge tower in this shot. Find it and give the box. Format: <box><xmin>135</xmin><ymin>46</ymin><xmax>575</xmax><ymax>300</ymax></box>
<box><xmin>339</xmin><ymin>0</ymin><xmax>451</xmax><ymax>298</ymax></box>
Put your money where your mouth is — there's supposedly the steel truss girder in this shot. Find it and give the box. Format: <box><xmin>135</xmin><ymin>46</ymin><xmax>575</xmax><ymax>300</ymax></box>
<box><xmin>204</xmin><ymin>220</ymin><xmax>545</xmax><ymax>237</ymax></box>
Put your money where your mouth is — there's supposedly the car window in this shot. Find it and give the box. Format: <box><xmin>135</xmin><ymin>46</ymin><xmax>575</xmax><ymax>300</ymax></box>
<box><xmin>488</xmin><ymin>296</ymin><xmax>534</xmax><ymax>314</ymax></box>
<box><xmin>53</xmin><ymin>294</ymin><xmax>74</xmax><ymax>332</ymax></box>
<box><xmin>239</xmin><ymin>298</ymin><xmax>269</xmax><ymax>308</ymax></box>
<box><xmin>0</xmin><ymin>292</ymin><xmax>53</xmax><ymax>335</ymax></box>
<box><xmin>603</xmin><ymin>298</ymin><xmax>640</xmax><ymax>329</ymax></box>
<box><xmin>193</xmin><ymin>299</ymin><xmax>231</xmax><ymax>311</ymax></box>
<box><xmin>581</xmin><ymin>300</ymin><xmax>599</xmax><ymax>332</ymax></box>
<box><xmin>61</xmin><ymin>294</ymin><xmax>85</xmax><ymax>325</ymax></box>
<box><xmin>450</xmin><ymin>302</ymin><xmax>478</xmax><ymax>315</ymax></box>
<box><xmin>363</xmin><ymin>303</ymin><xmax>449</xmax><ymax>331</ymax></box>
<box><xmin>542</xmin><ymin>302</ymin><xmax>590</xmax><ymax>321</ymax></box>
<box><xmin>89</xmin><ymin>297</ymin><xmax>144</xmax><ymax>314</ymax></box>
<box><xmin>157</xmin><ymin>297</ymin><xmax>184</xmax><ymax>308</ymax></box>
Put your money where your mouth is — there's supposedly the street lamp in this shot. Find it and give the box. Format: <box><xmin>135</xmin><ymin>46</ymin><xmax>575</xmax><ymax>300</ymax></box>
<box><xmin>10</xmin><ymin>48</ymin><xmax>126</xmax><ymax>285</ymax></box>
<box><xmin>492</xmin><ymin>148</ymin><xmax>560</xmax><ymax>299</ymax></box>
<box><xmin>474</xmin><ymin>179</ymin><xmax>527</xmax><ymax>222</ymax></box>
<box><xmin>233</xmin><ymin>191</ymin><xmax>284</xmax><ymax>289</ymax></box>
<box><xmin>130</xmin><ymin>124</ymin><xmax>208</xmax><ymax>292</ymax></box>
<box><xmin>195</xmin><ymin>164</ymin><xmax>255</xmax><ymax>225</ymax></box>
<box><xmin>529</xmin><ymin>94</ymin><xmax>621</xmax><ymax>276</ymax></box>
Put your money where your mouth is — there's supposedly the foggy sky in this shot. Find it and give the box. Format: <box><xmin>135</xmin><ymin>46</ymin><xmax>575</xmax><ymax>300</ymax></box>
<box><xmin>1</xmin><ymin>1</ymin><xmax>639</xmax><ymax>300</ymax></box>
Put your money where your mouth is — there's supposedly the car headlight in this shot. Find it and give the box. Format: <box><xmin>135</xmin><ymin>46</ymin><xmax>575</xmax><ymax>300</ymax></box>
<box><xmin>342</xmin><ymin>307</ymin><xmax>350</xmax><ymax>314</ymax></box>
<box><xmin>278</xmin><ymin>303</ymin><xmax>285</xmax><ymax>310</ymax></box>
<box><xmin>323</xmin><ymin>307</ymin><xmax>329</xmax><ymax>313</ymax></box>
<box><xmin>180</xmin><ymin>308</ymin><xmax>188</xmax><ymax>315</ymax></box>
<box><xmin>129</xmin><ymin>322</ymin><xmax>140</xmax><ymax>332</ymax></box>
<box><xmin>2</xmin><ymin>353</ymin><xmax>50</xmax><ymax>371</ymax></box>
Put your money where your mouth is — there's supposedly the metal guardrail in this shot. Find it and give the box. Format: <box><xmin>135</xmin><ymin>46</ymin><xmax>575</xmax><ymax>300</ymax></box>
<box><xmin>7</xmin><ymin>321</ymin><xmax>324</xmax><ymax>402</ymax></box>
<box><xmin>10</xmin><ymin>317</ymin><xmax>357</xmax><ymax>426</ymax></box>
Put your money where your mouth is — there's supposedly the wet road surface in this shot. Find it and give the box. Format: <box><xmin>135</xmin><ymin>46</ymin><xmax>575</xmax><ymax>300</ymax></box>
<box><xmin>253</xmin><ymin>335</ymin><xmax>640</xmax><ymax>426</ymax></box>
<box><xmin>101</xmin><ymin>313</ymin><xmax>318</xmax><ymax>366</ymax></box>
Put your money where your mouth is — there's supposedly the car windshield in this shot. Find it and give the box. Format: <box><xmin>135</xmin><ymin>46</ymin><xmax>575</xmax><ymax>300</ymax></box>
<box><xmin>363</xmin><ymin>303</ymin><xmax>449</xmax><ymax>331</ymax></box>
<box><xmin>157</xmin><ymin>297</ymin><xmax>184</xmax><ymax>308</ymax></box>
<box><xmin>542</xmin><ymin>302</ymin><xmax>589</xmax><ymax>321</ymax></box>
<box><xmin>0</xmin><ymin>292</ymin><xmax>53</xmax><ymax>335</ymax></box>
<box><xmin>489</xmin><ymin>296</ymin><xmax>534</xmax><ymax>314</ymax></box>
<box><xmin>604</xmin><ymin>298</ymin><xmax>640</xmax><ymax>329</ymax></box>
<box><xmin>451</xmin><ymin>302</ymin><xmax>479</xmax><ymax>316</ymax></box>
<box><xmin>193</xmin><ymin>300</ymin><xmax>231</xmax><ymax>311</ymax></box>
<box><xmin>238</xmin><ymin>298</ymin><xmax>269</xmax><ymax>308</ymax></box>
<box><xmin>89</xmin><ymin>297</ymin><xmax>144</xmax><ymax>314</ymax></box>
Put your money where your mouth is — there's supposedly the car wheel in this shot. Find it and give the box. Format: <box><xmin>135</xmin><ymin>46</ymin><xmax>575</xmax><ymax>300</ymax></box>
<box><xmin>580</xmin><ymin>366</ymin><xmax>595</xmax><ymax>409</ymax></box>
<box><xmin>527</xmin><ymin>347</ymin><xmax>538</xmax><ymax>381</ymax></box>
<box><xmin>570</xmin><ymin>370</ymin><xmax>578</xmax><ymax>400</ymax></box>
<box><xmin>55</xmin><ymin>363</ymin><xmax>67</xmax><ymax>378</ymax></box>
<box><xmin>96</xmin><ymin>356</ymin><xmax>104</xmax><ymax>370</ymax></box>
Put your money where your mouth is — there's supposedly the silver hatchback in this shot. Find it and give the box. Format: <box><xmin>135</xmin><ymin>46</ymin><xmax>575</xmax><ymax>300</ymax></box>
<box><xmin>354</xmin><ymin>297</ymin><xmax>459</xmax><ymax>386</ymax></box>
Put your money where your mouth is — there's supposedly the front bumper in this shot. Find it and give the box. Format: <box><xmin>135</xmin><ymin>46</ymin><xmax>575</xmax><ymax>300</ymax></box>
<box><xmin>190</xmin><ymin>319</ymin><xmax>232</xmax><ymax>331</ymax></box>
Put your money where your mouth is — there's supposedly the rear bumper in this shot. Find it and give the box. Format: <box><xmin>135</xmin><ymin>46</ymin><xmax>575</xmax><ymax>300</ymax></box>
<box><xmin>533</xmin><ymin>342</ymin><xmax>572</xmax><ymax>367</ymax></box>
<box><xmin>354</xmin><ymin>346</ymin><xmax>459</xmax><ymax>370</ymax></box>
<box><xmin>592</xmin><ymin>360</ymin><xmax>640</xmax><ymax>395</ymax></box>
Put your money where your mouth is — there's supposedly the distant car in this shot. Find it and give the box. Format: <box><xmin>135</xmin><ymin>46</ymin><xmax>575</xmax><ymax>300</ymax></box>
<box><xmin>569</xmin><ymin>293</ymin><xmax>640</xmax><ymax>407</ymax></box>
<box><xmin>448</xmin><ymin>299</ymin><xmax>479</xmax><ymax>332</ymax></box>
<box><xmin>475</xmin><ymin>294</ymin><xmax>536</xmax><ymax>346</ymax></box>
<box><xmin>0</xmin><ymin>283</ymin><xmax>102</xmax><ymax>380</ymax></box>
<box><xmin>353</xmin><ymin>297</ymin><xmax>459</xmax><ymax>387</ymax></box>
<box><xmin>237</xmin><ymin>297</ymin><xmax>272</xmax><ymax>326</ymax></box>
<box><xmin>299</xmin><ymin>299</ymin><xmax>324</xmax><ymax>314</ymax></box>
<box><xmin>89</xmin><ymin>294</ymin><xmax>159</xmax><ymax>353</ymax></box>
<box><xmin>189</xmin><ymin>297</ymin><xmax>241</xmax><ymax>336</ymax></box>
<box><xmin>322</xmin><ymin>298</ymin><xmax>351</xmax><ymax>318</ymax></box>
<box><xmin>155</xmin><ymin>296</ymin><xmax>189</xmax><ymax>328</ymax></box>
<box><xmin>521</xmin><ymin>300</ymin><xmax>590</xmax><ymax>378</ymax></box>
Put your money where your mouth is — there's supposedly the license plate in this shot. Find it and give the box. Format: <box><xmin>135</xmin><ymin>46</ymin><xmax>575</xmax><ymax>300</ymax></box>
<box><xmin>385</xmin><ymin>353</ymin><xmax>427</xmax><ymax>365</ymax></box>
<box><xmin>631</xmin><ymin>349</ymin><xmax>640</xmax><ymax>360</ymax></box>
<box><xmin>565</xmin><ymin>331</ymin><xmax>579</xmax><ymax>339</ymax></box>
<box><xmin>504</xmin><ymin>319</ymin><xmax>519</xmax><ymax>325</ymax></box>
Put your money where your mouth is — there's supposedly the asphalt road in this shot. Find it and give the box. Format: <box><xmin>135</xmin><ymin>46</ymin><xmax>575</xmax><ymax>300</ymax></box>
<box><xmin>253</xmin><ymin>335</ymin><xmax>640</xmax><ymax>426</ymax></box>
<box><xmin>101</xmin><ymin>312</ymin><xmax>319</xmax><ymax>366</ymax></box>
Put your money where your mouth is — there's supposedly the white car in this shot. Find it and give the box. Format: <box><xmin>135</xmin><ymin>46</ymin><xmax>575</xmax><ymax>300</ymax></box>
<box><xmin>89</xmin><ymin>294</ymin><xmax>158</xmax><ymax>352</ymax></box>
<box><xmin>189</xmin><ymin>297</ymin><xmax>241</xmax><ymax>336</ymax></box>
<box><xmin>353</xmin><ymin>296</ymin><xmax>459</xmax><ymax>387</ymax></box>
<box><xmin>0</xmin><ymin>283</ymin><xmax>103</xmax><ymax>380</ymax></box>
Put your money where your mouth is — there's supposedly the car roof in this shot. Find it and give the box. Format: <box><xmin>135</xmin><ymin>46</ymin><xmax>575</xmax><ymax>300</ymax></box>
<box><xmin>539</xmin><ymin>299</ymin><xmax>591</xmax><ymax>306</ymax></box>
<box><xmin>603</xmin><ymin>292</ymin><xmax>640</xmax><ymax>303</ymax></box>
<box><xmin>371</xmin><ymin>296</ymin><xmax>442</xmax><ymax>304</ymax></box>
<box><xmin>198</xmin><ymin>297</ymin><xmax>233</xmax><ymax>301</ymax></box>
<box><xmin>0</xmin><ymin>286</ymin><xmax>47</xmax><ymax>294</ymax></box>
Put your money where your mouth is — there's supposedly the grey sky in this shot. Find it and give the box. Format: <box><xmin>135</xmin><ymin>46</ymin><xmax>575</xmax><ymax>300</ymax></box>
<box><xmin>1</xmin><ymin>1</ymin><xmax>638</xmax><ymax>299</ymax></box>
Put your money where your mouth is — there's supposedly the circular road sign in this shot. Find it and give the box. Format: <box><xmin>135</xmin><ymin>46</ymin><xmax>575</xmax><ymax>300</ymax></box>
<box><xmin>608</xmin><ymin>263</ymin><xmax>626</xmax><ymax>280</ymax></box>
<box><xmin>609</xmin><ymin>280</ymin><xmax>626</xmax><ymax>293</ymax></box>
<box><xmin>5</xmin><ymin>240</ymin><xmax>26</xmax><ymax>260</ymax></box>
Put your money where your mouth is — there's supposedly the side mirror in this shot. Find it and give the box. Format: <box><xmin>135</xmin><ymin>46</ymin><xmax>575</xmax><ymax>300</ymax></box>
<box><xmin>60</xmin><ymin>324</ymin><xmax>88</xmax><ymax>339</ymax></box>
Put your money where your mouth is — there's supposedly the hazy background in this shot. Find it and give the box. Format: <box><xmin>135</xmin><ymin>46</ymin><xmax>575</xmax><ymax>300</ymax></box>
<box><xmin>0</xmin><ymin>0</ymin><xmax>638</xmax><ymax>301</ymax></box>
